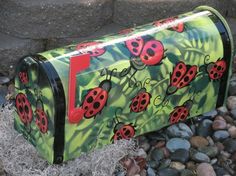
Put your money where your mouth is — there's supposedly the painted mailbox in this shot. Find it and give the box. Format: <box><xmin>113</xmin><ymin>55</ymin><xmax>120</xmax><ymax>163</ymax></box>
<box><xmin>14</xmin><ymin>6</ymin><xmax>234</xmax><ymax>163</ymax></box>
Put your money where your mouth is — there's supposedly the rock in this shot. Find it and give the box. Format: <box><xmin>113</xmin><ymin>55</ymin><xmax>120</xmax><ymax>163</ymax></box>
<box><xmin>166</xmin><ymin>123</ymin><xmax>193</xmax><ymax>139</ymax></box>
<box><xmin>0</xmin><ymin>76</ymin><xmax>10</xmax><ymax>85</ymax></box>
<box><xmin>210</xmin><ymin>158</ymin><xmax>218</xmax><ymax>165</ymax></box>
<box><xmin>206</xmin><ymin>136</ymin><xmax>215</xmax><ymax>146</ymax></box>
<box><xmin>157</xmin><ymin>168</ymin><xmax>179</xmax><ymax>176</ymax></box>
<box><xmin>220</xmin><ymin>151</ymin><xmax>231</xmax><ymax>159</ymax></box>
<box><xmin>228</xmin><ymin>126</ymin><xmax>236</xmax><ymax>138</ymax></box>
<box><xmin>180</xmin><ymin>169</ymin><xmax>195</xmax><ymax>176</ymax></box>
<box><xmin>196</xmin><ymin>163</ymin><xmax>216</xmax><ymax>176</ymax></box>
<box><xmin>212</xmin><ymin>119</ymin><xmax>227</xmax><ymax>130</ymax></box>
<box><xmin>223</xmin><ymin>138</ymin><xmax>236</xmax><ymax>153</ymax></box>
<box><xmin>227</xmin><ymin>96</ymin><xmax>236</xmax><ymax>110</ymax></box>
<box><xmin>139</xmin><ymin>140</ymin><xmax>151</xmax><ymax>152</ymax></box>
<box><xmin>170</xmin><ymin>162</ymin><xmax>186</xmax><ymax>171</ymax></box>
<box><xmin>212</xmin><ymin>130</ymin><xmax>230</xmax><ymax>142</ymax></box>
<box><xmin>148</xmin><ymin>160</ymin><xmax>159</xmax><ymax>169</ymax></box>
<box><xmin>170</xmin><ymin>149</ymin><xmax>189</xmax><ymax>163</ymax></box>
<box><xmin>0</xmin><ymin>32</ymin><xmax>44</xmax><ymax>75</ymax></box>
<box><xmin>231</xmin><ymin>152</ymin><xmax>236</xmax><ymax>161</ymax></box>
<box><xmin>0</xmin><ymin>159</ymin><xmax>5</xmax><ymax>176</ymax></box>
<box><xmin>186</xmin><ymin>161</ymin><xmax>196</xmax><ymax>171</ymax></box>
<box><xmin>0</xmin><ymin>86</ymin><xmax>7</xmax><ymax>105</ymax></box>
<box><xmin>213</xmin><ymin>165</ymin><xmax>230</xmax><ymax>176</ymax></box>
<box><xmin>214</xmin><ymin>115</ymin><xmax>226</xmax><ymax>121</ymax></box>
<box><xmin>198</xmin><ymin>146</ymin><xmax>219</xmax><ymax>158</ymax></box>
<box><xmin>0</xmin><ymin>0</ymin><xmax>113</xmax><ymax>39</ymax></box>
<box><xmin>147</xmin><ymin>167</ymin><xmax>156</xmax><ymax>176</ymax></box>
<box><xmin>166</xmin><ymin>138</ymin><xmax>191</xmax><ymax>153</ymax></box>
<box><xmin>155</xmin><ymin>141</ymin><xmax>166</xmax><ymax>148</ymax></box>
<box><xmin>217</xmin><ymin>106</ymin><xmax>228</xmax><ymax>116</ymax></box>
<box><xmin>223</xmin><ymin>115</ymin><xmax>234</xmax><ymax>124</ymax></box>
<box><xmin>215</xmin><ymin>142</ymin><xmax>225</xmax><ymax>151</ymax></box>
<box><xmin>150</xmin><ymin>148</ymin><xmax>165</xmax><ymax>162</ymax></box>
<box><xmin>158</xmin><ymin>159</ymin><xmax>171</xmax><ymax>170</ymax></box>
<box><xmin>190</xmin><ymin>149</ymin><xmax>210</xmax><ymax>163</ymax></box>
<box><xmin>190</xmin><ymin>136</ymin><xmax>209</xmax><ymax>148</ymax></box>
<box><xmin>230</xmin><ymin>109</ymin><xmax>236</xmax><ymax>119</ymax></box>
<box><xmin>196</xmin><ymin>119</ymin><xmax>213</xmax><ymax>137</ymax></box>
<box><xmin>137</xmin><ymin>148</ymin><xmax>147</xmax><ymax>158</ymax></box>
<box><xmin>229</xmin><ymin>77</ymin><xmax>236</xmax><ymax>96</ymax></box>
<box><xmin>113</xmin><ymin>0</ymin><xmax>221</xmax><ymax>27</ymax></box>
<box><xmin>203</xmin><ymin>110</ymin><xmax>218</xmax><ymax>117</ymax></box>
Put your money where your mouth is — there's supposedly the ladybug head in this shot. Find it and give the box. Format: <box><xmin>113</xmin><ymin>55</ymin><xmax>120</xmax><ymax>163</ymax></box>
<box><xmin>99</xmin><ymin>80</ymin><xmax>112</xmax><ymax>92</ymax></box>
<box><xmin>183</xmin><ymin>100</ymin><xmax>193</xmax><ymax>110</ymax></box>
<box><xmin>167</xmin><ymin>85</ymin><xmax>178</xmax><ymax>95</ymax></box>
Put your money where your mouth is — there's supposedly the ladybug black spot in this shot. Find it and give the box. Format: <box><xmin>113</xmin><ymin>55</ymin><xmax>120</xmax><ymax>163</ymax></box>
<box><xmin>93</xmin><ymin>102</ymin><xmax>100</xmax><ymax>109</ymax></box>
<box><xmin>173</xmin><ymin>112</ymin><xmax>178</xmax><ymax>117</ymax></box>
<box><xmin>217</xmin><ymin>66</ymin><xmax>221</xmax><ymax>71</ymax></box>
<box><xmin>144</xmin><ymin>56</ymin><xmax>148</xmax><ymax>60</ymax></box>
<box><xmin>176</xmin><ymin>71</ymin><xmax>181</xmax><ymax>77</ymax></box>
<box><xmin>179</xmin><ymin>65</ymin><xmax>182</xmax><ymax>69</ymax></box>
<box><xmin>41</xmin><ymin>118</ymin><xmax>45</xmax><ymax>125</ymax></box>
<box><xmin>125</xmin><ymin>130</ymin><xmax>130</xmax><ymax>136</ymax></box>
<box><xmin>93</xmin><ymin>91</ymin><xmax>97</xmax><ymax>95</ymax></box>
<box><xmin>87</xmin><ymin>96</ymin><xmax>93</xmax><ymax>103</ymax></box>
<box><xmin>142</xmin><ymin>94</ymin><xmax>146</xmax><ymax>98</ymax></box>
<box><xmin>133</xmin><ymin>101</ymin><xmax>138</xmax><ymax>106</ymax></box>
<box><xmin>210</xmin><ymin>71</ymin><xmax>214</xmax><ymax>74</ymax></box>
<box><xmin>184</xmin><ymin>76</ymin><xmax>189</xmax><ymax>82</ymax></box>
<box><xmin>173</xmin><ymin>78</ymin><xmax>177</xmax><ymax>82</ymax></box>
<box><xmin>25</xmin><ymin>105</ymin><xmax>29</xmax><ymax>114</ymax></box>
<box><xmin>180</xmin><ymin>82</ymin><xmax>183</xmax><ymax>86</ymax></box>
<box><xmin>100</xmin><ymin>95</ymin><xmax>104</xmax><ymax>99</ymax></box>
<box><xmin>147</xmin><ymin>48</ymin><xmax>155</xmax><ymax>57</ymax></box>
<box><xmin>90</xmin><ymin>111</ymin><xmax>93</xmax><ymax>114</ymax></box>
<box><xmin>184</xmin><ymin>110</ymin><xmax>187</xmax><ymax>113</ymax></box>
<box><xmin>88</xmin><ymin>51</ymin><xmax>93</xmax><ymax>55</ymax></box>
<box><xmin>214</xmin><ymin>65</ymin><xmax>217</xmax><ymax>68</ymax></box>
<box><xmin>152</xmin><ymin>44</ymin><xmax>156</xmax><ymax>48</ymax></box>
<box><xmin>181</xmin><ymin>115</ymin><xmax>185</xmax><ymax>119</ymax></box>
<box><xmin>213</xmin><ymin>73</ymin><xmax>218</xmax><ymax>78</ymax></box>
<box><xmin>85</xmin><ymin>106</ymin><xmax>88</xmax><ymax>110</ymax></box>
<box><xmin>19</xmin><ymin>106</ymin><xmax>23</xmax><ymax>113</ymax></box>
<box><xmin>18</xmin><ymin>98</ymin><xmax>21</xmax><ymax>103</ymax></box>
<box><xmin>131</xmin><ymin>42</ymin><xmax>139</xmax><ymax>47</ymax></box>
<box><xmin>178</xmin><ymin>109</ymin><xmax>181</xmax><ymax>112</ymax></box>
<box><xmin>22</xmin><ymin>98</ymin><xmax>26</xmax><ymax>103</ymax></box>
<box><xmin>141</xmin><ymin>100</ymin><xmax>146</xmax><ymax>105</ymax></box>
<box><xmin>133</xmin><ymin>48</ymin><xmax>138</xmax><ymax>53</ymax></box>
<box><xmin>189</xmin><ymin>71</ymin><xmax>193</xmax><ymax>74</ymax></box>
<box><xmin>95</xmin><ymin>51</ymin><xmax>99</xmax><ymax>54</ymax></box>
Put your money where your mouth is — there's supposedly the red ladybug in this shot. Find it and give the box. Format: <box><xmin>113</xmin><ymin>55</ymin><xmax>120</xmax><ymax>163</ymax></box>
<box><xmin>112</xmin><ymin>122</ymin><xmax>135</xmax><ymax>141</ymax></box>
<box><xmin>18</xmin><ymin>71</ymin><xmax>29</xmax><ymax>84</ymax></box>
<box><xmin>207</xmin><ymin>59</ymin><xmax>226</xmax><ymax>80</ymax></box>
<box><xmin>35</xmin><ymin>109</ymin><xmax>48</xmax><ymax>134</ymax></box>
<box><xmin>169</xmin><ymin>100</ymin><xmax>192</xmax><ymax>124</ymax></box>
<box><xmin>130</xmin><ymin>88</ymin><xmax>151</xmax><ymax>113</ymax></box>
<box><xmin>15</xmin><ymin>93</ymin><xmax>33</xmax><ymax>125</ymax></box>
<box><xmin>167</xmin><ymin>62</ymin><xmax>198</xmax><ymax>95</ymax></box>
<box><xmin>153</xmin><ymin>17</ymin><xmax>184</xmax><ymax>33</ymax></box>
<box><xmin>76</xmin><ymin>41</ymin><xmax>106</xmax><ymax>57</ymax></box>
<box><xmin>125</xmin><ymin>37</ymin><xmax>165</xmax><ymax>66</ymax></box>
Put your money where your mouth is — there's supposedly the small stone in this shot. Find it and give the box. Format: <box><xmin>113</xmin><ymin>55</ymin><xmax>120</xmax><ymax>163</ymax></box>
<box><xmin>217</xmin><ymin>106</ymin><xmax>229</xmax><ymax>116</ymax></box>
<box><xmin>147</xmin><ymin>167</ymin><xmax>156</xmax><ymax>176</ymax></box>
<box><xmin>214</xmin><ymin>115</ymin><xmax>226</xmax><ymax>121</ymax></box>
<box><xmin>190</xmin><ymin>150</ymin><xmax>210</xmax><ymax>163</ymax></box>
<box><xmin>150</xmin><ymin>148</ymin><xmax>165</xmax><ymax>162</ymax></box>
<box><xmin>190</xmin><ymin>136</ymin><xmax>209</xmax><ymax>148</ymax></box>
<box><xmin>227</xmin><ymin>96</ymin><xmax>236</xmax><ymax>110</ymax></box>
<box><xmin>220</xmin><ymin>151</ymin><xmax>231</xmax><ymax>159</ymax></box>
<box><xmin>223</xmin><ymin>138</ymin><xmax>236</xmax><ymax>153</ymax></box>
<box><xmin>166</xmin><ymin>138</ymin><xmax>191</xmax><ymax>153</ymax></box>
<box><xmin>196</xmin><ymin>119</ymin><xmax>213</xmax><ymax>137</ymax></box>
<box><xmin>186</xmin><ymin>161</ymin><xmax>196</xmax><ymax>171</ymax></box>
<box><xmin>180</xmin><ymin>169</ymin><xmax>195</xmax><ymax>176</ymax></box>
<box><xmin>157</xmin><ymin>168</ymin><xmax>179</xmax><ymax>176</ymax></box>
<box><xmin>0</xmin><ymin>76</ymin><xmax>10</xmax><ymax>85</ymax></box>
<box><xmin>137</xmin><ymin>148</ymin><xmax>147</xmax><ymax>158</ymax></box>
<box><xmin>203</xmin><ymin>110</ymin><xmax>218</xmax><ymax>117</ymax></box>
<box><xmin>198</xmin><ymin>146</ymin><xmax>219</xmax><ymax>158</ymax></box>
<box><xmin>148</xmin><ymin>160</ymin><xmax>159</xmax><ymax>169</ymax></box>
<box><xmin>155</xmin><ymin>141</ymin><xmax>165</xmax><ymax>148</ymax></box>
<box><xmin>206</xmin><ymin>136</ymin><xmax>215</xmax><ymax>146</ymax></box>
<box><xmin>170</xmin><ymin>162</ymin><xmax>186</xmax><ymax>171</ymax></box>
<box><xmin>215</xmin><ymin>142</ymin><xmax>225</xmax><ymax>151</ymax></box>
<box><xmin>228</xmin><ymin>126</ymin><xmax>236</xmax><ymax>138</ymax></box>
<box><xmin>170</xmin><ymin>149</ymin><xmax>189</xmax><ymax>163</ymax></box>
<box><xmin>229</xmin><ymin>77</ymin><xmax>236</xmax><ymax>96</ymax></box>
<box><xmin>223</xmin><ymin>115</ymin><xmax>234</xmax><ymax>124</ymax></box>
<box><xmin>213</xmin><ymin>165</ymin><xmax>230</xmax><ymax>176</ymax></box>
<box><xmin>196</xmin><ymin>163</ymin><xmax>216</xmax><ymax>176</ymax></box>
<box><xmin>231</xmin><ymin>152</ymin><xmax>236</xmax><ymax>161</ymax></box>
<box><xmin>212</xmin><ymin>120</ymin><xmax>227</xmax><ymax>130</ymax></box>
<box><xmin>158</xmin><ymin>159</ymin><xmax>171</xmax><ymax>170</ymax></box>
<box><xmin>212</xmin><ymin>130</ymin><xmax>230</xmax><ymax>142</ymax></box>
<box><xmin>210</xmin><ymin>158</ymin><xmax>218</xmax><ymax>165</ymax></box>
<box><xmin>230</xmin><ymin>109</ymin><xmax>236</xmax><ymax>119</ymax></box>
<box><xmin>166</xmin><ymin>123</ymin><xmax>193</xmax><ymax>139</ymax></box>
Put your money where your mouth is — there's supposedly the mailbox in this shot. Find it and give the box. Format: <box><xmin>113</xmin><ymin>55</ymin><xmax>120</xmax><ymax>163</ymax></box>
<box><xmin>14</xmin><ymin>6</ymin><xmax>234</xmax><ymax>163</ymax></box>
